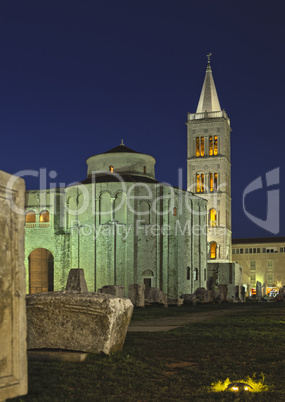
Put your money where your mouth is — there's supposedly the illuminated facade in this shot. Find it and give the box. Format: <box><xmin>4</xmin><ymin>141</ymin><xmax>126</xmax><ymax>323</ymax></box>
<box><xmin>232</xmin><ymin>237</ymin><xmax>285</xmax><ymax>295</ymax></box>
<box><xmin>187</xmin><ymin>56</ymin><xmax>232</xmax><ymax>262</ymax></box>
<box><xmin>25</xmin><ymin>143</ymin><xmax>208</xmax><ymax>297</ymax></box>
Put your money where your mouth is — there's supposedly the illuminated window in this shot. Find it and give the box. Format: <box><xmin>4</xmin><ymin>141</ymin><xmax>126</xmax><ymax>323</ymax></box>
<box><xmin>109</xmin><ymin>165</ymin><xmax>114</xmax><ymax>172</ymax></box>
<box><xmin>210</xmin><ymin>242</ymin><xmax>217</xmax><ymax>259</ymax></box>
<box><xmin>143</xmin><ymin>166</ymin><xmax>146</xmax><ymax>174</ymax></box>
<box><xmin>214</xmin><ymin>135</ymin><xmax>218</xmax><ymax>155</ymax></box>
<box><xmin>173</xmin><ymin>207</ymin><xmax>177</xmax><ymax>216</ymax></box>
<box><xmin>194</xmin><ymin>268</ymin><xmax>198</xmax><ymax>281</ymax></box>
<box><xmin>187</xmin><ymin>267</ymin><xmax>190</xmax><ymax>280</ymax></box>
<box><xmin>210</xmin><ymin>209</ymin><xmax>217</xmax><ymax>227</ymax></box>
<box><xmin>209</xmin><ymin>136</ymin><xmax>213</xmax><ymax>156</ymax></box>
<box><xmin>26</xmin><ymin>211</ymin><xmax>36</xmax><ymax>224</ymax></box>
<box><xmin>196</xmin><ymin>174</ymin><xmax>201</xmax><ymax>193</ymax></box>
<box><xmin>210</xmin><ymin>173</ymin><xmax>213</xmax><ymax>192</ymax></box>
<box><xmin>39</xmin><ymin>210</ymin><xmax>50</xmax><ymax>227</ymax></box>
<box><xmin>201</xmin><ymin>137</ymin><xmax>204</xmax><ymax>156</ymax></box>
<box><xmin>196</xmin><ymin>137</ymin><xmax>200</xmax><ymax>157</ymax></box>
<box><xmin>40</xmin><ymin>210</ymin><xmax>49</xmax><ymax>223</ymax></box>
<box><xmin>201</xmin><ymin>174</ymin><xmax>205</xmax><ymax>193</ymax></box>
<box><xmin>214</xmin><ymin>173</ymin><xmax>218</xmax><ymax>191</ymax></box>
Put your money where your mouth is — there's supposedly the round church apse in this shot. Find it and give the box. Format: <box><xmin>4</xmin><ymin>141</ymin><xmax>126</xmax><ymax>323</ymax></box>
<box><xmin>28</xmin><ymin>248</ymin><xmax>54</xmax><ymax>294</ymax></box>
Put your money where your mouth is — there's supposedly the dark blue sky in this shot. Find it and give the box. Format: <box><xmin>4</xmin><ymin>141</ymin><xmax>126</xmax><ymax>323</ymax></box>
<box><xmin>0</xmin><ymin>1</ymin><xmax>284</xmax><ymax>238</ymax></box>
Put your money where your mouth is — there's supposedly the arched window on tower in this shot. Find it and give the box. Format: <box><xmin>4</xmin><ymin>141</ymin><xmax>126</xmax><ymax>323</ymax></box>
<box><xmin>201</xmin><ymin>174</ymin><xmax>205</xmax><ymax>193</ymax></box>
<box><xmin>209</xmin><ymin>209</ymin><xmax>217</xmax><ymax>227</ymax></box>
<box><xmin>214</xmin><ymin>136</ymin><xmax>218</xmax><ymax>155</ymax></box>
<box><xmin>214</xmin><ymin>173</ymin><xmax>218</xmax><ymax>191</ymax></box>
<box><xmin>26</xmin><ymin>211</ymin><xmax>36</xmax><ymax>227</ymax></box>
<box><xmin>109</xmin><ymin>165</ymin><xmax>114</xmax><ymax>172</ymax></box>
<box><xmin>143</xmin><ymin>166</ymin><xmax>146</xmax><ymax>174</ymax></box>
<box><xmin>210</xmin><ymin>173</ymin><xmax>213</xmax><ymax>192</ymax></box>
<box><xmin>39</xmin><ymin>210</ymin><xmax>50</xmax><ymax>227</ymax></box>
<box><xmin>210</xmin><ymin>242</ymin><xmax>217</xmax><ymax>259</ymax></box>
<box><xmin>173</xmin><ymin>207</ymin><xmax>177</xmax><ymax>216</ymax></box>
<box><xmin>196</xmin><ymin>137</ymin><xmax>200</xmax><ymax>157</ymax></box>
<box><xmin>201</xmin><ymin>137</ymin><xmax>204</xmax><ymax>156</ymax></box>
<box><xmin>194</xmin><ymin>268</ymin><xmax>198</xmax><ymax>281</ymax></box>
<box><xmin>209</xmin><ymin>136</ymin><xmax>213</xmax><ymax>156</ymax></box>
<box><xmin>196</xmin><ymin>174</ymin><xmax>201</xmax><ymax>193</ymax></box>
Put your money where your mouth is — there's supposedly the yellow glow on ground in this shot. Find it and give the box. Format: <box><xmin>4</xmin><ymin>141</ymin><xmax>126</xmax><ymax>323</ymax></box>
<box><xmin>211</xmin><ymin>374</ymin><xmax>268</xmax><ymax>393</ymax></box>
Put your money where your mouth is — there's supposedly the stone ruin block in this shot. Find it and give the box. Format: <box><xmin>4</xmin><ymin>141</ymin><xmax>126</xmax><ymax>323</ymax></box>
<box><xmin>256</xmin><ymin>281</ymin><xmax>262</xmax><ymax>300</ymax></box>
<box><xmin>0</xmin><ymin>171</ymin><xmax>27</xmax><ymax>401</ymax></box>
<box><xmin>128</xmin><ymin>284</ymin><xmax>145</xmax><ymax>307</ymax></box>
<box><xmin>147</xmin><ymin>287</ymin><xmax>168</xmax><ymax>307</ymax></box>
<box><xmin>180</xmin><ymin>294</ymin><xmax>197</xmax><ymax>305</ymax></box>
<box><xmin>218</xmin><ymin>284</ymin><xmax>228</xmax><ymax>302</ymax></box>
<box><xmin>66</xmin><ymin>268</ymin><xmax>88</xmax><ymax>292</ymax></box>
<box><xmin>167</xmin><ymin>297</ymin><xmax>184</xmax><ymax>307</ymax></box>
<box><xmin>26</xmin><ymin>291</ymin><xmax>133</xmax><ymax>354</ymax></box>
<box><xmin>98</xmin><ymin>285</ymin><xmax>125</xmax><ymax>298</ymax></box>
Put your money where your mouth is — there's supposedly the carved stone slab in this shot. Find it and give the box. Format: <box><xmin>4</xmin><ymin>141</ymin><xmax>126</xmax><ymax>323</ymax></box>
<box><xmin>0</xmin><ymin>170</ymin><xmax>27</xmax><ymax>401</ymax></box>
<box><xmin>26</xmin><ymin>291</ymin><xmax>133</xmax><ymax>354</ymax></box>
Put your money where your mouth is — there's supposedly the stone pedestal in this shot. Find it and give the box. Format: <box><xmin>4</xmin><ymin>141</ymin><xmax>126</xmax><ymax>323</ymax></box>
<box><xmin>0</xmin><ymin>171</ymin><xmax>27</xmax><ymax>401</ymax></box>
<box><xmin>66</xmin><ymin>268</ymin><xmax>88</xmax><ymax>292</ymax></box>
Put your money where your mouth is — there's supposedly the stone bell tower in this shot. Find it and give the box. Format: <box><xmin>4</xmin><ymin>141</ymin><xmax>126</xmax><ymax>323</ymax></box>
<box><xmin>186</xmin><ymin>54</ymin><xmax>232</xmax><ymax>262</ymax></box>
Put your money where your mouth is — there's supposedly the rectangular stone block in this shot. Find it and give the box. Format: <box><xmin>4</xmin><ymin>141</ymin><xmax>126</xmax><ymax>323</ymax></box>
<box><xmin>26</xmin><ymin>291</ymin><xmax>133</xmax><ymax>354</ymax></box>
<box><xmin>0</xmin><ymin>171</ymin><xmax>27</xmax><ymax>401</ymax></box>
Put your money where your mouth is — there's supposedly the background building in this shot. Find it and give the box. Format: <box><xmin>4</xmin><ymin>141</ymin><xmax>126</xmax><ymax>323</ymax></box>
<box><xmin>232</xmin><ymin>237</ymin><xmax>285</xmax><ymax>295</ymax></box>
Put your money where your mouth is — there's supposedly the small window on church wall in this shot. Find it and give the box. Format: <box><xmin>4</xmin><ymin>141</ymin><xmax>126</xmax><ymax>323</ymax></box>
<box><xmin>210</xmin><ymin>242</ymin><xmax>217</xmax><ymax>259</ymax></box>
<box><xmin>26</xmin><ymin>211</ymin><xmax>36</xmax><ymax>224</ymax></box>
<box><xmin>196</xmin><ymin>174</ymin><xmax>201</xmax><ymax>192</ymax></box>
<box><xmin>196</xmin><ymin>137</ymin><xmax>200</xmax><ymax>157</ymax></box>
<box><xmin>214</xmin><ymin>173</ymin><xmax>218</xmax><ymax>191</ymax></box>
<box><xmin>187</xmin><ymin>267</ymin><xmax>190</xmax><ymax>280</ymax></box>
<box><xmin>173</xmin><ymin>207</ymin><xmax>177</xmax><ymax>216</ymax></box>
<box><xmin>210</xmin><ymin>209</ymin><xmax>217</xmax><ymax>227</ymax></box>
<box><xmin>201</xmin><ymin>137</ymin><xmax>204</xmax><ymax>156</ymax></box>
<box><xmin>214</xmin><ymin>136</ymin><xmax>218</xmax><ymax>155</ymax></box>
<box><xmin>209</xmin><ymin>136</ymin><xmax>213</xmax><ymax>156</ymax></box>
<box><xmin>109</xmin><ymin>165</ymin><xmax>114</xmax><ymax>172</ymax></box>
<box><xmin>201</xmin><ymin>174</ymin><xmax>205</xmax><ymax>193</ymax></box>
<box><xmin>143</xmin><ymin>166</ymin><xmax>146</xmax><ymax>174</ymax></box>
<box><xmin>194</xmin><ymin>268</ymin><xmax>198</xmax><ymax>281</ymax></box>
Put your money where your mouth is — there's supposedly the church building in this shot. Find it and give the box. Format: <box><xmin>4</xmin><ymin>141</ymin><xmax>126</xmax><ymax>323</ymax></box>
<box><xmin>25</xmin><ymin>142</ymin><xmax>208</xmax><ymax>298</ymax></box>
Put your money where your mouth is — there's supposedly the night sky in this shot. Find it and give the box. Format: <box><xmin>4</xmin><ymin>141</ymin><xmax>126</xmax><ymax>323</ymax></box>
<box><xmin>1</xmin><ymin>1</ymin><xmax>284</xmax><ymax>238</ymax></box>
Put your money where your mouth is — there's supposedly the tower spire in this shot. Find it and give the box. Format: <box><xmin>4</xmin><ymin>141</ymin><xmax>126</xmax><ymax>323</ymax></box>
<box><xmin>196</xmin><ymin>53</ymin><xmax>221</xmax><ymax>113</ymax></box>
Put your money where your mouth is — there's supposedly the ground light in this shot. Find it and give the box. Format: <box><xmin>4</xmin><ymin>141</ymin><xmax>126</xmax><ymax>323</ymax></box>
<box><xmin>211</xmin><ymin>374</ymin><xmax>268</xmax><ymax>393</ymax></box>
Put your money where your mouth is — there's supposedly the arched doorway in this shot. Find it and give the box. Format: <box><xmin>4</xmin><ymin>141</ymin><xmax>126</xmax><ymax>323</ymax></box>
<box><xmin>29</xmin><ymin>248</ymin><xmax>54</xmax><ymax>294</ymax></box>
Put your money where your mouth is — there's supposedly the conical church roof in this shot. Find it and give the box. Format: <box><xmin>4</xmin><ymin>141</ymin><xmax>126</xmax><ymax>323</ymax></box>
<box><xmin>196</xmin><ymin>56</ymin><xmax>221</xmax><ymax>113</ymax></box>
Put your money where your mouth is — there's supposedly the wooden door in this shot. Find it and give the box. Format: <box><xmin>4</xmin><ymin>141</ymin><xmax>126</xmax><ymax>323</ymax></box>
<box><xmin>29</xmin><ymin>248</ymin><xmax>54</xmax><ymax>294</ymax></box>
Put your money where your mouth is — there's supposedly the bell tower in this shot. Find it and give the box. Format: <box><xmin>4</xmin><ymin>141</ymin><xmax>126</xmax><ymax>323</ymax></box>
<box><xmin>187</xmin><ymin>54</ymin><xmax>232</xmax><ymax>262</ymax></box>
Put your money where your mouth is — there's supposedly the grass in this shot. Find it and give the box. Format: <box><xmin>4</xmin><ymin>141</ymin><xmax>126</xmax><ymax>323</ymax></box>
<box><xmin>10</xmin><ymin>303</ymin><xmax>285</xmax><ymax>401</ymax></box>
